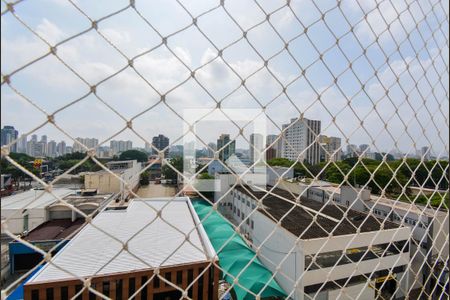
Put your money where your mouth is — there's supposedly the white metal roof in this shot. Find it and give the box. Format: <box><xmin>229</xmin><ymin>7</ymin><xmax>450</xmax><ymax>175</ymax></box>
<box><xmin>27</xmin><ymin>197</ymin><xmax>214</xmax><ymax>284</ymax></box>
<box><xmin>1</xmin><ymin>188</ymin><xmax>73</xmax><ymax>210</ymax></box>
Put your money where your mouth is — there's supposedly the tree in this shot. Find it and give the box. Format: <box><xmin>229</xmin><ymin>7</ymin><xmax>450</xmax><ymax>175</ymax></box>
<box><xmin>162</xmin><ymin>156</ymin><xmax>183</xmax><ymax>180</ymax></box>
<box><xmin>119</xmin><ymin>150</ymin><xmax>148</xmax><ymax>162</ymax></box>
<box><xmin>140</xmin><ymin>171</ymin><xmax>150</xmax><ymax>185</ymax></box>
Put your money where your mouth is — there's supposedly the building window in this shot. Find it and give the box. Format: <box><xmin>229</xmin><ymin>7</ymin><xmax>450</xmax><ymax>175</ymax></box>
<box><xmin>164</xmin><ymin>272</ymin><xmax>172</xmax><ymax>287</ymax></box>
<box><xmin>242</xmin><ymin>213</ymin><xmax>245</xmax><ymax>220</ymax></box>
<box><xmin>61</xmin><ymin>287</ymin><xmax>68</xmax><ymax>300</ymax></box>
<box><xmin>89</xmin><ymin>284</ymin><xmax>96</xmax><ymax>300</ymax></box>
<box><xmin>141</xmin><ymin>276</ymin><xmax>148</xmax><ymax>300</ymax></box>
<box><xmin>46</xmin><ymin>288</ymin><xmax>54</xmax><ymax>300</ymax></box>
<box><xmin>153</xmin><ymin>274</ymin><xmax>160</xmax><ymax>288</ymax></box>
<box><xmin>23</xmin><ymin>214</ymin><xmax>29</xmax><ymax>232</ymax></box>
<box><xmin>187</xmin><ymin>269</ymin><xmax>194</xmax><ymax>298</ymax></box>
<box><xmin>176</xmin><ymin>271</ymin><xmax>183</xmax><ymax>285</ymax></box>
<box><xmin>116</xmin><ymin>279</ymin><xmax>123</xmax><ymax>300</ymax></box>
<box><xmin>128</xmin><ymin>277</ymin><xmax>136</xmax><ymax>297</ymax></box>
<box><xmin>237</xmin><ymin>209</ymin><xmax>240</xmax><ymax>217</ymax></box>
<box><xmin>102</xmin><ymin>281</ymin><xmax>110</xmax><ymax>297</ymax></box>
<box><xmin>75</xmin><ymin>284</ymin><xmax>83</xmax><ymax>300</ymax></box>
<box><xmin>251</xmin><ymin>220</ymin><xmax>254</xmax><ymax>229</ymax></box>
<box><xmin>31</xmin><ymin>290</ymin><xmax>39</xmax><ymax>300</ymax></box>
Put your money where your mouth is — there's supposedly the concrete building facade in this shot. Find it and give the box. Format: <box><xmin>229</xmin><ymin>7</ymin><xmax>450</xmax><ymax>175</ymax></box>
<box><xmin>281</xmin><ymin>118</ymin><xmax>321</xmax><ymax>165</ymax></box>
<box><xmin>215</xmin><ymin>176</ymin><xmax>411</xmax><ymax>300</ymax></box>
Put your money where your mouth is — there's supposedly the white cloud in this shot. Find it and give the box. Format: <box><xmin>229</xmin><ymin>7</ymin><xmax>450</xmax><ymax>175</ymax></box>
<box><xmin>36</xmin><ymin>18</ymin><xmax>66</xmax><ymax>44</ymax></box>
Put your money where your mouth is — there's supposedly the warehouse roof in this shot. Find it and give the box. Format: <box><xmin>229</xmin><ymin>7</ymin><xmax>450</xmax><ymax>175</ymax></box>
<box><xmin>24</xmin><ymin>219</ymin><xmax>85</xmax><ymax>242</ymax></box>
<box><xmin>27</xmin><ymin>197</ymin><xmax>215</xmax><ymax>284</ymax></box>
<box><xmin>234</xmin><ymin>185</ymin><xmax>400</xmax><ymax>239</ymax></box>
<box><xmin>1</xmin><ymin>189</ymin><xmax>73</xmax><ymax>210</ymax></box>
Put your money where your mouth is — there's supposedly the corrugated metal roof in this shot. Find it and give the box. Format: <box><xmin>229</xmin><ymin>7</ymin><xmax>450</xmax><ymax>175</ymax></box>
<box><xmin>1</xmin><ymin>189</ymin><xmax>73</xmax><ymax>210</ymax></box>
<box><xmin>27</xmin><ymin>198</ymin><xmax>212</xmax><ymax>284</ymax></box>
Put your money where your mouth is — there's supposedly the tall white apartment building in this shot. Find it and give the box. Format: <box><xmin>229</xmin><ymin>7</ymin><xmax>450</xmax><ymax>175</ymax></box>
<box><xmin>281</xmin><ymin>118</ymin><xmax>321</xmax><ymax>165</ymax></box>
<box><xmin>249</xmin><ymin>133</ymin><xmax>265</xmax><ymax>163</ymax></box>
<box><xmin>110</xmin><ymin>140</ymin><xmax>133</xmax><ymax>155</ymax></box>
<box><xmin>47</xmin><ymin>140</ymin><xmax>57</xmax><ymax>158</ymax></box>
<box><xmin>73</xmin><ymin>137</ymin><xmax>99</xmax><ymax>153</ymax></box>
<box><xmin>56</xmin><ymin>141</ymin><xmax>66</xmax><ymax>156</ymax></box>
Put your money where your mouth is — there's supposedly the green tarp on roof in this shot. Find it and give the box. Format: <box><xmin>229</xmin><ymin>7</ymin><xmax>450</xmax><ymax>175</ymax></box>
<box><xmin>192</xmin><ymin>200</ymin><xmax>287</xmax><ymax>300</ymax></box>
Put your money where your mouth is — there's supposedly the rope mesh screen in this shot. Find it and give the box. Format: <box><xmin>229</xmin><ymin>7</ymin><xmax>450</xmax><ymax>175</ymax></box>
<box><xmin>1</xmin><ymin>0</ymin><xmax>448</xmax><ymax>299</ymax></box>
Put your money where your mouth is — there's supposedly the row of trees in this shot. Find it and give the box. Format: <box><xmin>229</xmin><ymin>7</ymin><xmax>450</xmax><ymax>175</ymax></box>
<box><xmin>267</xmin><ymin>157</ymin><xmax>449</xmax><ymax>196</ymax></box>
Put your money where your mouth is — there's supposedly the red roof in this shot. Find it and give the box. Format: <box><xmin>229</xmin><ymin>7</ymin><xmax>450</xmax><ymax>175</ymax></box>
<box><xmin>24</xmin><ymin>219</ymin><xmax>85</xmax><ymax>241</ymax></box>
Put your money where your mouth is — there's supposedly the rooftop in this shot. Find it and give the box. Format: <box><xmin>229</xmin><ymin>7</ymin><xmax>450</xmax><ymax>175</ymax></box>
<box><xmin>235</xmin><ymin>185</ymin><xmax>400</xmax><ymax>239</ymax></box>
<box><xmin>26</xmin><ymin>197</ymin><xmax>215</xmax><ymax>285</ymax></box>
<box><xmin>1</xmin><ymin>189</ymin><xmax>74</xmax><ymax>210</ymax></box>
<box><xmin>23</xmin><ymin>219</ymin><xmax>85</xmax><ymax>242</ymax></box>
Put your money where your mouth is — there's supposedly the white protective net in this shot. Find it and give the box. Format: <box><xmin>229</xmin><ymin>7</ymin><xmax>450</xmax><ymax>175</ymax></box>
<box><xmin>1</xmin><ymin>0</ymin><xmax>449</xmax><ymax>300</ymax></box>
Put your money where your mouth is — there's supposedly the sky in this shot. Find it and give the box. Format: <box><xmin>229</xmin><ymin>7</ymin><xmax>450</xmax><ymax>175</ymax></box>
<box><xmin>1</xmin><ymin>0</ymin><xmax>449</xmax><ymax>156</ymax></box>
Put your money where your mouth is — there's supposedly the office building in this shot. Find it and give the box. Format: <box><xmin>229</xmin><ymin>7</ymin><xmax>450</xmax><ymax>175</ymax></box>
<box><xmin>152</xmin><ymin>134</ymin><xmax>170</xmax><ymax>158</ymax></box>
<box><xmin>207</xmin><ymin>142</ymin><xmax>217</xmax><ymax>158</ymax></box>
<box><xmin>249</xmin><ymin>133</ymin><xmax>265</xmax><ymax>163</ymax></box>
<box><xmin>56</xmin><ymin>141</ymin><xmax>66</xmax><ymax>156</ymax></box>
<box><xmin>266</xmin><ymin>134</ymin><xmax>281</xmax><ymax>159</ymax></box>
<box><xmin>73</xmin><ymin>138</ymin><xmax>99</xmax><ymax>153</ymax></box>
<box><xmin>216</xmin><ymin>177</ymin><xmax>411</xmax><ymax>300</ymax></box>
<box><xmin>24</xmin><ymin>198</ymin><xmax>218</xmax><ymax>300</ymax></box>
<box><xmin>360</xmin><ymin>144</ymin><xmax>370</xmax><ymax>153</ymax></box>
<box><xmin>17</xmin><ymin>134</ymin><xmax>28</xmax><ymax>154</ymax></box>
<box><xmin>110</xmin><ymin>140</ymin><xmax>133</xmax><ymax>155</ymax></box>
<box><xmin>217</xmin><ymin>134</ymin><xmax>236</xmax><ymax>162</ymax></box>
<box><xmin>281</xmin><ymin>118</ymin><xmax>321</xmax><ymax>165</ymax></box>
<box><xmin>47</xmin><ymin>140</ymin><xmax>57</xmax><ymax>158</ymax></box>
<box><xmin>319</xmin><ymin>135</ymin><xmax>342</xmax><ymax>162</ymax></box>
<box><xmin>347</xmin><ymin>144</ymin><xmax>358</xmax><ymax>157</ymax></box>
<box><xmin>1</xmin><ymin>125</ymin><xmax>19</xmax><ymax>152</ymax></box>
<box><xmin>292</xmin><ymin>179</ymin><xmax>448</xmax><ymax>293</ymax></box>
<box><xmin>421</xmin><ymin>146</ymin><xmax>430</xmax><ymax>161</ymax></box>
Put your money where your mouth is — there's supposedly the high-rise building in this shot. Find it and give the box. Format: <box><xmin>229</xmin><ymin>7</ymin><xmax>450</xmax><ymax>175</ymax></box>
<box><xmin>281</xmin><ymin>118</ymin><xmax>321</xmax><ymax>165</ymax></box>
<box><xmin>359</xmin><ymin>144</ymin><xmax>370</xmax><ymax>153</ymax></box>
<box><xmin>17</xmin><ymin>134</ymin><xmax>28</xmax><ymax>153</ymax></box>
<box><xmin>152</xmin><ymin>134</ymin><xmax>170</xmax><ymax>158</ymax></box>
<box><xmin>1</xmin><ymin>125</ymin><xmax>19</xmax><ymax>152</ymax></box>
<box><xmin>47</xmin><ymin>140</ymin><xmax>57</xmax><ymax>158</ymax></box>
<box><xmin>31</xmin><ymin>134</ymin><xmax>37</xmax><ymax>142</ymax></box>
<box><xmin>73</xmin><ymin>137</ymin><xmax>98</xmax><ymax>153</ymax></box>
<box><xmin>65</xmin><ymin>146</ymin><xmax>73</xmax><ymax>154</ymax></box>
<box><xmin>217</xmin><ymin>134</ymin><xmax>236</xmax><ymax>162</ymax></box>
<box><xmin>421</xmin><ymin>146</ymin><xmax>430</xmax><ymax>161</ymax></box>
<box><xmin>110</xmin><ymin>140</ymin><xmax>133</xmax><ymax>155</ymax></box>
<box><xmin>347</xmin><ymin>144</ymin><xmax>358</xmax><ymax>157</ymax></box>
<box><xmin>41</xmin><ymin>135</ymin><xmax>47</xmax><ymax>144</ymax></box>
<box><xmin>57</xmin><ymin>141</ymin><xmax>66</xmax><ymax>156</ymax></box>
<box><xmin>207</xmin><ymin>142</ymin><xmax>217</xmax><ymax>158</ymax></box>
<box><xmin>266</xmin><ymin>134</ymin><xmax>281</xmax><ymax>159</ymax></box>
<box><xmin>249</xmin><ymin>133</ymin><xmax>265</xmax><ymax>163</ymax></box>
<box><xmin>319</xmin><ymin>135</ymin><xmax>342</xmax><ymax>162</ymax></box>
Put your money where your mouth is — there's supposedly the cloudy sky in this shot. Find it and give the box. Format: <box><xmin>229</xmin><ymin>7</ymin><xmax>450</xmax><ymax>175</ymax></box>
<box><xmin>1</xmin><ymin>0</ymin><xmax>448</xmax><ymax>155</ymax></box>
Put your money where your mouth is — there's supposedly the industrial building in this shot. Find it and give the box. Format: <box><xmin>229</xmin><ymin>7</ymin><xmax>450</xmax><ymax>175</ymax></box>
<box><xmin>23</xmin><ymin>197</ymin><xmax>218</xmax><ymax>300</ymax></box>
<box><xmin>6</xmin><ymin>191</ymin><xmax>116</xmax><ymax>274</ymax></box>
<box><xmin>84</xmin><ymin>160</ymin><xmax>142</xmax><ymax>200</ymax></box>
<box><xmin>215</xmin><ymin>175</ymin><xmax>411</xmax><ymax>300</ymax></box>
<box><xmin>1</xmin><ymin>188</ymin><xmax>74</xmax><ymax>235</ymax></box>
<box><xmin>292</xmin><ymin>179</ymin><xmax>449</xmax><ymax>293</ymax></box>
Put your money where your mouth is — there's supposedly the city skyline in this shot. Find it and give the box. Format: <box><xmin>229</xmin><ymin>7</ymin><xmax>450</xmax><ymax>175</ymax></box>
<box><xmin>2</xmin><ymin>124</ymin><xmax>445</xmax><ymax>161</ymax></box>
